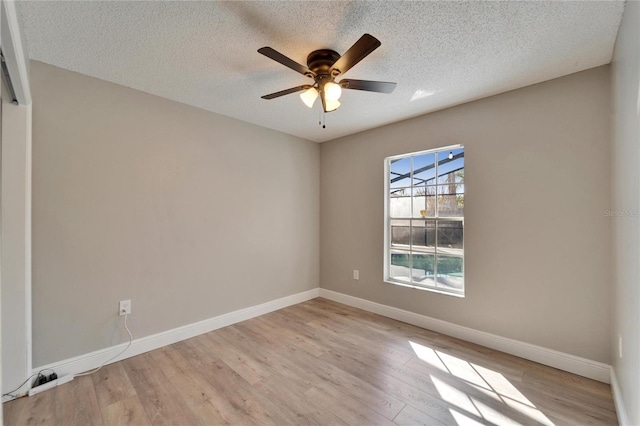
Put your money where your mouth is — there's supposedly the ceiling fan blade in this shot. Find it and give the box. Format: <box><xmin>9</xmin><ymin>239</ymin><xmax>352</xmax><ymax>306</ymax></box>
<box><xmin>261</xmin><ymin>85</ymin><xmax>313</xmax><ymax>100</ymax></box>
<box><xmin>340</xmin><ymin>79</ymin><xmax>397</xmax><ymax>93</ymax></box>
<box><xmin>258</xmin><ymin>47</ymin><xmax>316</xmax><ymax>77</ymax></box>
<box><xmin>330</xmin><ymin>34</ymin><xmax>381</xmax><ymax>76</ymax></box>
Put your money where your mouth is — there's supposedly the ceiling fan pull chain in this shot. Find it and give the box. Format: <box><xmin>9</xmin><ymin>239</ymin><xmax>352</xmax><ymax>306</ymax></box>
<box><xmin>318</xmin><ymin>107</ymin><xmax>327</xmax><ymax>128</ymax></box>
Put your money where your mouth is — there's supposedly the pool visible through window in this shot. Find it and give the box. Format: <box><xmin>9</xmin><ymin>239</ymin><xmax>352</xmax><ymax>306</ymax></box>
<box><xmin>384</xmin><ymin>146</ymin><xmax>464</xmax><ymax>297</ymax></box>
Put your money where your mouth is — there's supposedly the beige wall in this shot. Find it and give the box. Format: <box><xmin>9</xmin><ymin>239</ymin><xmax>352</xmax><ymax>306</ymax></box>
<box><xmin>320</xmin><ymin>66</ymin><xmax>611</xmax><ymax>363</ymax></box>
<box><xmin>30</xmin><ymin>61</ymin><xmax>319</xmax><ymax>367</ymax></box>
<box><xmin>611</xmin><ymin>1</ymin><xmax>640</xmax><ymax>423</ymax></box>
<box><xmin>26</xmin><ymin>58</ymin><xmax>617</xmax><ymax>375</ymax></box>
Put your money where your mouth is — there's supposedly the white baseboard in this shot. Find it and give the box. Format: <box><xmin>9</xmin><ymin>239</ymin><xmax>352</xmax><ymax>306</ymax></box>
<box><xmin>30</xmin><ymin>288</ymin><xmax>320</xmax><ymax>383</ymax></box>
<box><xmin>11</xmin><ymin>286</ymin><xmax>615</xmax><ymax>405</ymax></box>
<box><xmin>610</xmin><ymin>367</ymin><xmax>630</xmax><ymax>426</ymax></box>
<box><xmin>319</xmin><ymin>289</ymin><xmax>612</xmax><ymax>384</ymax></box>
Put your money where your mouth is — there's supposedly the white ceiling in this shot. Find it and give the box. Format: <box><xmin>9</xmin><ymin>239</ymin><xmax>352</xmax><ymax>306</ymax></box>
<box><xmin>20</xmin><ymin>1</ymin><xmax>624</xmax><ymax>143</ymax></box>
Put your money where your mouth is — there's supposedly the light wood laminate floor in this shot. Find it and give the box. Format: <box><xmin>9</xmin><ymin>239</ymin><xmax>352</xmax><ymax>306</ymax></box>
<box><xmin>4</xmin><ymin>298</ymin><xmax>618</xmax><ymax>425</ymax></box>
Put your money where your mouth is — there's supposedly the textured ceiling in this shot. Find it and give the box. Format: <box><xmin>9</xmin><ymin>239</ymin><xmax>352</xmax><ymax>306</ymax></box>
<box><xmin>20</xmin><ymin>1</ymin><xmax>624</xmax><ymax>143</ymax></box>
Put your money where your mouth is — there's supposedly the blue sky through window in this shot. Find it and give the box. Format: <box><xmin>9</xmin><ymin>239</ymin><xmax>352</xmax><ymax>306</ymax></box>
<box><xmin>390</xmin><ymin>148</ymin><xmax>464</xmax><ymax>190</ymax></box>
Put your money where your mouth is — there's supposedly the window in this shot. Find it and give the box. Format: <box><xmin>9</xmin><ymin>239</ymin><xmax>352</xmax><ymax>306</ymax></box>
<box><xmin>384</xmin><ymin>146</ymin><xmax>464</xmax><ymax>296</ymax></box>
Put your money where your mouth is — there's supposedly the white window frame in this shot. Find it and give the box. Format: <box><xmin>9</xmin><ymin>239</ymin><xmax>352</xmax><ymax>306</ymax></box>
<box><xmin>383</xmin><ymin>144</ymin><xmax>465</xmax><ymax>297</ymax></box>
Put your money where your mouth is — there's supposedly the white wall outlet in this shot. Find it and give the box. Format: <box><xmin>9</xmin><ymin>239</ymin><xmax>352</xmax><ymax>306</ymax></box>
<box><xmin>353</xmin><ymin>270</ymin><xmax>359</xmax><ymax>280</ymax></box>
<box><xmin>119</xmin><ymin>300</ymin><xmax>131</xmax><ymax>316</ymax></box>
<box><xmin>618</xmin><ymin>335</ymin><xmax>623</xmax><ymax>359</ymax></box>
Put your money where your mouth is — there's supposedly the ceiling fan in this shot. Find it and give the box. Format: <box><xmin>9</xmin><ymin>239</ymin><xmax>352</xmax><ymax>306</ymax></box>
<box><xmin>258</xmin><ymin>34</ymin><xmax>396</xmax><ymax>113</ymax></box>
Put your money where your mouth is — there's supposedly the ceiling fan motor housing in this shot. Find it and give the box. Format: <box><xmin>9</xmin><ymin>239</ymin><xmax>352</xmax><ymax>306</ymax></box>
<box><xmin>307</xmin><ymin>49</ymin><xmax>341</xmax><ymax>76</ymax></box>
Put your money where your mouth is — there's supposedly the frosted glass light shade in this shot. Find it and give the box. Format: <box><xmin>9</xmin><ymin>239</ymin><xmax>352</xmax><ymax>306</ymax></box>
<box><xmin>325</xmin><ymin>99</ymin><xmax>341</xmax><ymax>112</ymax></box>
<box><xmin>324</xmin><ymin>82</ymin><xmax>342</xmax><ymax>101</ymax></box>
<box><xmin>300</xmin><ymin>87</ymin><xmax>318</xmax><ymax>108</ymax></box>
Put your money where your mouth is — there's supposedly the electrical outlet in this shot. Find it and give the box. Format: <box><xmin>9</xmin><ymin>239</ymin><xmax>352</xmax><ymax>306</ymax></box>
<box><xmin>619</xmin><ymin>335</ymin><xmax>623</xmax><ymax>359</ymax></box>
<box><xmin>353</xmin><ymin>270</ymin><xmax>359</xmax><ymax>280</ymax></box>
<box><xmin>119</xmin><ymin>300</ymin><xmax>131</xmax><ymax>316</ymax></box>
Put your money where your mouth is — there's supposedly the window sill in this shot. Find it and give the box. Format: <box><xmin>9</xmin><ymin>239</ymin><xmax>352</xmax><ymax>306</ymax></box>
<box><xmin>384</xmin><ymin>278</ymin><xmax>465</xmax><ymax>298</ymax></box>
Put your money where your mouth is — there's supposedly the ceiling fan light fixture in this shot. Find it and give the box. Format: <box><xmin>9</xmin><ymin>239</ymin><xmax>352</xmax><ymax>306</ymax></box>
<box><xmin>259</xmin><ymin>34</ymin><xmax>395</xmax><ymax>119</ymax></box>
<box><xmin>324</xmin><ymin>81</ymin><xmax>342</xmax><ymax>101</ymax></box>
<box><xmin>325</xmin><ymin>98</ymin><xmax>341</xmax><ymax>112</ymax></box>
<box><xmin>300</xmin><ymin>87</ymin><xmax>318</xmax><ymax>108</ymax></box>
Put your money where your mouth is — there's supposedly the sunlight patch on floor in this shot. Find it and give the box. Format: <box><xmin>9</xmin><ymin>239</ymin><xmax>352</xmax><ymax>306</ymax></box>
<box><xmin>409</xmin><ymin>340</ymin><xmax>555</xmax><ymax>426</ymax></box>
<box><xmin>449</xmin><ymin>409</ymin><xmax>486</xmax><ymax>426</ymax></box>
<box><xmin>409</xmin><ymin>341</ymin><xmax>448</xmax><ymax>372</ymax></box>
<box><xmin>431</xmin><ymin>376</ymin><xmax>481</xmax><ymax>417</ymax></box>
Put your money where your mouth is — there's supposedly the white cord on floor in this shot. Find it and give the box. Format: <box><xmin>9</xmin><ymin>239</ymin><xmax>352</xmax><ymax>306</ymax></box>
<box><xmin>75</xmin><ymin>313</ymin><xmax>133</xmax><ymax>377</ymax></box>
